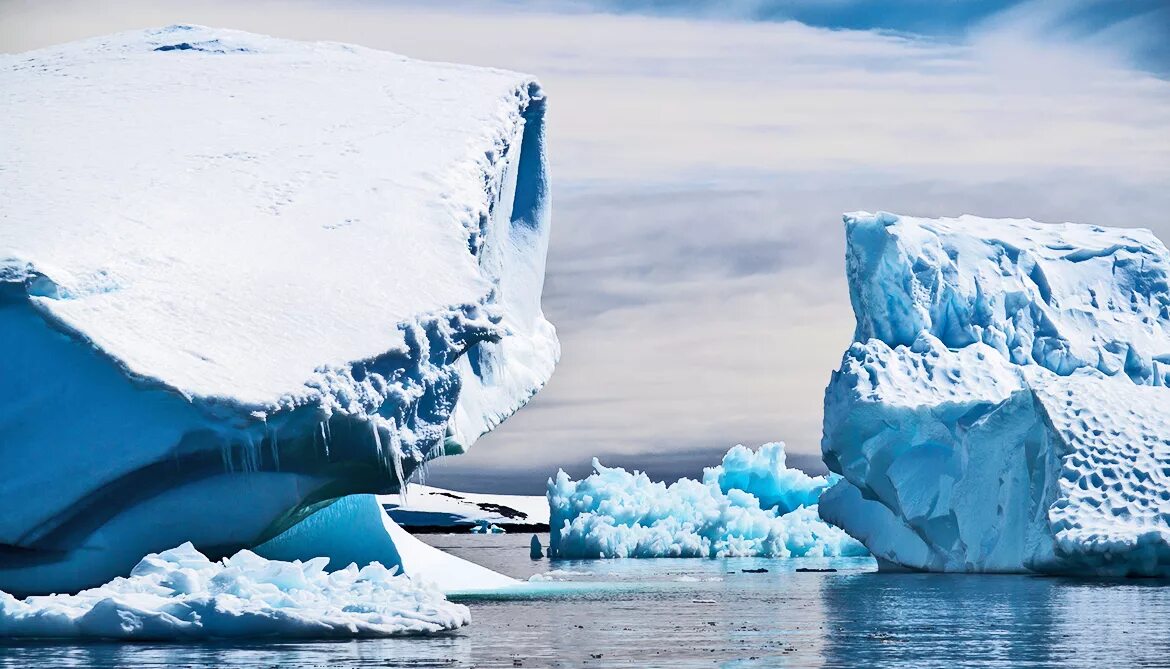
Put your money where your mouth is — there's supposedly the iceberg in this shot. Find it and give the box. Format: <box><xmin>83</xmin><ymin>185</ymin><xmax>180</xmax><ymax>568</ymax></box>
<box><xmin>820</xmin><ymin>212</ymin><xmax>1170</xmax><ymax>576</ymax></box>
<box><xmin>381</xmin><ymin>484</ymin><xmax>549</xmax><ymax>532</ymax></box>
<box><xmin>547</xmin><ymin>443</ymin><xmax>867</xmax><ymax>559</ymax></box>
<box><xmin>0</xmin><ymin>25</ymin><xmax>557</xmax><ymax>595</ymax></box>
<box><xmin>0</xmin><ymin>542</ymin><xmax>468</xmax><ymax>639</ymax></box>
<box><xmin>253</xmin><ymin>494</ymin><xmax>517</xmax><ymax>593</ymax></box>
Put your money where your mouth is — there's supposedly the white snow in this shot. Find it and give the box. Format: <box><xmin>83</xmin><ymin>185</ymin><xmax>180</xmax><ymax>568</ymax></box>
<box><xmin>381</xmin><ymin>484</ymin><xmax>549</xmax><ymax>530</ymax></box>
<box><xmin>0</xmin><ymin>542</ymin><xmax>468</xmax><ymax>639</ymax></box>
<box><xmin>2</xmin><ymin>24</ymin><xmax>551</xmax><ymax>406</ymax></box>
<box><xmin>0</xmin><ymin>25</ymin><xmax>557</xmax><ymax>595</ymax></box>
<box><xmin>547</xmin><ymin>443</ymin><xmax>866</xmax><ymax>559</ymax></box>
<box><xmin>821</xmin><ymin>212</ymin><xmax>1170</xmax><ymax>575</ymax></box>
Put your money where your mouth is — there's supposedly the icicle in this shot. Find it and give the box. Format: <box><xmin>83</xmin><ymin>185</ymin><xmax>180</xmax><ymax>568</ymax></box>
<box><xmin>244</xmin><ymin>434</ymin><xmax>257</xmax><ymax>473</ymax></box>
<box><xmin>319</xmin><ymin>421</ymin><xmax>330</xmax><ymax>458</ymax></box>
<box><xmin>388</xmin><ymin>419</ymin><xmax>408</xmax><ymax>506</ymax></box>
<box><xmin>270</xmin><ymin>428</ymin><xmax>280</xmax><ymax>470</ymax></box>
<box><xmin>371</xmin><ymin>422</ymin><xmax>384</xmax><ymax>465</ymax></box>
<box><xmin>221</xmin><ymin>437</ymin><xmax>233</xmax><ymax>473</ymax></box>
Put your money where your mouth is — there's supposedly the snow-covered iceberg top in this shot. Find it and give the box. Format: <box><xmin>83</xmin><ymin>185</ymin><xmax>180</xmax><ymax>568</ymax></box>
<box><xmin>548</xmin><ymin>443</ymin><xmax>867</xmax><ymax>559</ymax></box>
<box><xmin>0</xmin><ymin>26</ymin><xmax>557</xmax><ymax>595</ymax></box>
<box><xmin>821</xmin><ymin>212</ymin><xmax>1170</xmax><ymax>576</ymax></box>
<box><xmin>844</xmin><ymin>211</ymin><xmax>1170</xmax><ymax>381</ymax></box>
<box><xmin>0</xmin><ymin>542</ymin><xmax>468</xmax><ymax>639</ymax></box>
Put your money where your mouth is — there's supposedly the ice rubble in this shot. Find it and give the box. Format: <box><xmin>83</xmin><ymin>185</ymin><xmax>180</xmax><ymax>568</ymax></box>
<box><xmin>820</xmin><ymin>212</ymin><xmax>1170</xmax><ymax>576</ymax></box>
<box><xmin>547</xmin><ymin>443</ymin><xmax>867</xmax><ymax>559</ymax></box>
<box><xmin>0</xmin><ymin>25</ymin><xmax>557</xmax><ymax>595</ymax></box>
<box><xmin>0</xmin><ymin>542</ymin><xmax>468</xmax><ymax>639</ymax></box>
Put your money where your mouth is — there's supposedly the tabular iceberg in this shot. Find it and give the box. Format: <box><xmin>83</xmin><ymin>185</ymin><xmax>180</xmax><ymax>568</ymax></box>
<box><xmin>820</xmin><ymin>212</ymin><xmax>1170</xmax><ymax>576</ymax></box>
<box><xmin>547</xmin><ymin>443</ymin><xmax>867</xmax><ymax>559</ymax></box>
<box><xmin>0</xmin><ymin>26</ymin><xmax>557</xmax><ymax>595</ymax></box>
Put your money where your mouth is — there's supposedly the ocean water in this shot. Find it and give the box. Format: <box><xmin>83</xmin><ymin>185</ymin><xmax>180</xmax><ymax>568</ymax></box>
<box><xmin>3</xmin><ymin>532</ymin><xmax>1169</xmax><ymax>668</ymax></box>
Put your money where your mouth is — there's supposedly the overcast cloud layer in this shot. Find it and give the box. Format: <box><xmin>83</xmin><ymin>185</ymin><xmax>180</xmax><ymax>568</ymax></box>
<box><xmin>3</xmin><ymin>1</ymin><xmax>1168</xmax><ymax>491</ymax></box>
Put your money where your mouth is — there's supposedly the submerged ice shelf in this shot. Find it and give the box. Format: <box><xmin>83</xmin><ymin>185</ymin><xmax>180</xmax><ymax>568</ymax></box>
<box><xmin>548</xmin><ymin>443</ymin><xmax>867</xmax><ymax>559</ymax></box>
<box><xmin>0</xmin><ymin>25</ymin><xmax>557</xmax><ymax>595</ymax></box>
<box><xmin>820</xmin><ymin>212</ymin><xmax>1170</xmax><ymax>576</ymax></box>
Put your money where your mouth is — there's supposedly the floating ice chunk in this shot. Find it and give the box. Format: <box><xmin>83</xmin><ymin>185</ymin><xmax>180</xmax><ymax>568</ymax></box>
<box><xmin>0</xmin><ymin>542</ymin><xmax>468</xmax><ymax>639</ymax></box>
<box><xmin>530</xmin><ymin>534</ymin><xmax>544</xmax><ymax>560</ymax></box>
<box><xmin>470</xmin><ymin>520</ymin><xmax>506</xmax><ymax>534</ymax></box>
<box><xmin>381</xmin><ymin>485</ymin><xmax>549</xmax><ymax>531</ymax></box>
<box><xmin>821</xmin><ymin>212</ymin><xmax>1170</xmax><ymax>575</ymax></box>
<box><xmin>547</xmin><ymin>443</ymin><xmax>866</xmax><ymax>559</ymax></box>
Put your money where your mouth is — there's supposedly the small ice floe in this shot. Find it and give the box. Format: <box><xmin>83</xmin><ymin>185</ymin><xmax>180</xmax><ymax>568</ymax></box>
<box><xmin>469</xmin><ymin>519</ymin><xmax>506</xmax><ymax>534</ymax></box>
<box><xmin>0</xmin><ymin>542</ymin><xmax>468</xmax><ymax>639</ymax></box>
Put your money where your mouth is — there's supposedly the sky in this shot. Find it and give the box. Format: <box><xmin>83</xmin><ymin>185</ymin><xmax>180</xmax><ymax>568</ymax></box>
<box><xmin>3</xmin><ymin>0</ymin><xmax>1169</xmax><ymax>492</ymax></box>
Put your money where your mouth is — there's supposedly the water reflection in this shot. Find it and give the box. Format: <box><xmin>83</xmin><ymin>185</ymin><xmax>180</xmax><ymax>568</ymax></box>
<box><xmin>818</xmin><ymin>573</ymin><xmax>1170</xmax><ymax>668</ymax></box>
<box><xmin>2</xmin><ymin>534</ymin><xmax>1168</xmax><ymax>668</ymax></box>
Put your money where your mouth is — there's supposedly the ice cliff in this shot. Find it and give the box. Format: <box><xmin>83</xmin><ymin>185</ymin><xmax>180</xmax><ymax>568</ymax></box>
<box><xmin>548</xmin><ymin>443</ymin><xmax>867</xmax><ymax>559</ymax></box>
<box><xmin>0</xmin><ymin>26</ymin><xmax>557</xmax><ymax>595</ymax></box>
<box><xmin>820</xmin><ymin>212</ymin><xmax>1170</xmax><ymax>576</ymax></box>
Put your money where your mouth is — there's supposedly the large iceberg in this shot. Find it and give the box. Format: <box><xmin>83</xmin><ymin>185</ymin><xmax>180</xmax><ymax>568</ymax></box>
<box><xmin>820</xmin><ymin>212</ymin><xmax>1170</xmax><ymax>576</ymax></box>
<box><xmin>0</xmin><ymin>26</ymin><xmax>557</xmax><ymax>595</ymax></box>
<box><xmin>548</xmin><ymin>443</ymin><xmax>867</xmax><ymax>559</ymax></box>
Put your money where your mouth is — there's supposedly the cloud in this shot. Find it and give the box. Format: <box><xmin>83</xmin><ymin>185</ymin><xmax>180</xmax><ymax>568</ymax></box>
<box><xmin>3</xmin><ymin>1</ymin><xmax>1168</xmax><ymax>492</ymax></box>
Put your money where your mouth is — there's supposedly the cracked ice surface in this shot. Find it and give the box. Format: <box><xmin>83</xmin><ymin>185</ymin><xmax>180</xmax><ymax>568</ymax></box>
<box><xmin>820</xmin><ymin>212</ymin><xmax>1170</xmax><ymax>575</ymax></box>
<box><xmin>0</xmin><ymin>25</ymin><xmax>557</xmax><ymax>594</ymax></box>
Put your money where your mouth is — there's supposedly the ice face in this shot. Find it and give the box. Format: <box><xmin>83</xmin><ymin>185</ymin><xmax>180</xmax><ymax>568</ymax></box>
<box><xmin>820</xmin><ymin>212</ymin><xmax>1170</xmax><ymax>575</ymax></box>
<box><xmin>0</xmin><ymin>541</ymin><xmax>469</xmax><ymax>639</ymax></box>
<box><xmin>547</xmin><ymin>443</ymin><xmax>867</xmax><ymax>559</ymax></box>
<box><xmin>0</xmin><ymin>26</ymin><xmax>557</xmax><ymax>595</ymax></box>
<box><xmin>253</xmin><ymin>495</ymin><xmax>517</xmax><ymax>593</ymax></box>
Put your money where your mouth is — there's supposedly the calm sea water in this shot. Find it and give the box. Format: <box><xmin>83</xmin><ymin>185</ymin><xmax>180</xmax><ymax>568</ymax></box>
<box><xmin>3</xmin><ymin>533</ymin><xmax>1169</xmax><ymax>668</ymax></box>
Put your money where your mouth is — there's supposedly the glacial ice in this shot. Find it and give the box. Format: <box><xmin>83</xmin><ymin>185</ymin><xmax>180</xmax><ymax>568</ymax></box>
<box><xmin>0</xmin><ymin>542</ymin><xmax>468</xmax><ymax>639</ymax></box>
<box><xmin>820</xmin><ymin>212</ymin><xmax>1170</xmax><ymax>576</ymax></box>
<box><xmin>253</xmin><ymin>494</ymin><xmax>517</xmax><ymax>593</ymax></box>
<box><xmin>547</xmin><ymin>443</ymin><xmax>867</xmax><ymax>559</ymax></box>
<box><xmin>470</xmin><ymin>521</ymin><xmax>506</xmax><ymax>534</ymax></box>
<box><xmin>0</xmin><ymin>25</ymin><xmax>557</xmax><ymax>595</ymax></box>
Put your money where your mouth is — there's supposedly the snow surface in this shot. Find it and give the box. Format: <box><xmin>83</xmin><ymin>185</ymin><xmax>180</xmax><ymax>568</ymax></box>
<box><xmin>0</xmin><ymin>542</ymin><xmax>468</xmax><ymax>639</ymax></box>
<box><xmin>0</xmin><ymin>26</ymin><xmax>557</xmax><ymax>595</ymax></box>
<box><xmin>821</xmin><ymin>212</ymin><xmax>1170</xmax><ymax>576</ymax></box>
<box><xmin>548</xmin><ymin>443</ymin><xmax>866</xmax><ymax>559</ymax></box>
<box><xmin>381</xmin><ymin>484</ymin><xmax>549</xmax><ymax>530</ymax></box>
